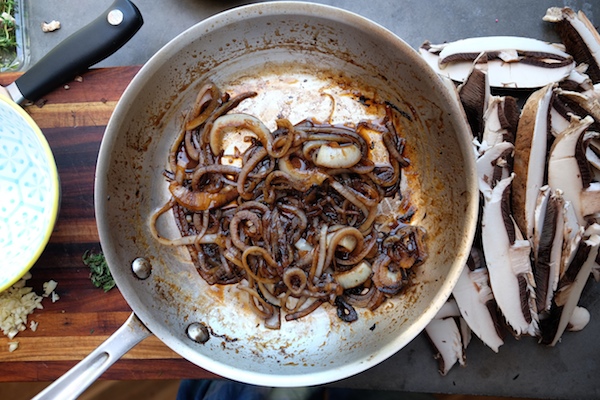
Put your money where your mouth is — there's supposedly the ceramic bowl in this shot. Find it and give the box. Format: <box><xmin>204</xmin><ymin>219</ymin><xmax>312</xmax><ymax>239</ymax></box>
<box><xmin>0</xmin><ymin>95</ymin><xmax>59</xmax><ymax>291</ymax></box>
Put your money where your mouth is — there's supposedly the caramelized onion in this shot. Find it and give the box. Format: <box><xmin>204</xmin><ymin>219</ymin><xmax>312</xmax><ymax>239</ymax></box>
<box><xmin>153</xmin><ymin>82</ymin><xmax>426</xmax><ymax>328</ymax></box>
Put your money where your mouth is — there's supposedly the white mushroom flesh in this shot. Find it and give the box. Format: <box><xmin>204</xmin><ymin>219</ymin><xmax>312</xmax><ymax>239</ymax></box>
<box><xmin>420</xmin><ymin>36</ymin><xmax>575</xmax><ymax>88</ymax></box>
<box><xmin>425</xmin><ymin>316</ymin><xmax>465</xmax><ymax>376</ymax></box>
<box><xmin>560</xmin><ymin>200</ymin><xmax>584</xmax><ymax>279</ymax></box>
<box><xmin>548</xmin><ymin>115</ymin><xmax>598</xmax><ymax>225</ymax></box>
<box><xmin>532</xmin><ymin>187</ymin><xmax>565</xmax><ymax>313</ymax></box>
<box><xmin>482</xmin><ymin>174</ymin><xmax>539</xmax><ymax>337</ymax></box>
<box><xmin>453</xmin><ymin>261</ymin><xmax>504</xmax><ymax>352</ymax></box>
<box><xmin>545</xmin><ymin>232</ymin><xmax>600</xmax><ymax>346</ymax></box>
<box><xmin>544</xmin><ymin>7</ymin><xmax>600</xmax><ymax>83</ymax></box>
<box><xmin>476</xmin><ymin>141</ymin><xmax>514</xmax><ymax>198</ymax></box>
<box><xmin>512</xmin><ymin>83</ymin><xmax>555</xmax><ymax>241</ymax></box>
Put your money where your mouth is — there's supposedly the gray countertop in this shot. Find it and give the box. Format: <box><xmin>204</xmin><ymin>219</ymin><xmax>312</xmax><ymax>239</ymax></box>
<box><xmin>22</xmin><ymin>0</ymin><xmax>600</xmax><ymax>399</ymax></box>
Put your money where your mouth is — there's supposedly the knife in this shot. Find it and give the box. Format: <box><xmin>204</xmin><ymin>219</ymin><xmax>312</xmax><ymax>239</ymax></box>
<box><xmin>2</xmin><ymin>0</ymin><xmax>143</xmax><ymax>104</ymax></box>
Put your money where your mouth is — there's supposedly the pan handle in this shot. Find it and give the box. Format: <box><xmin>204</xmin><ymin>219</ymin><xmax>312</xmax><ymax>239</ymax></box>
<box><xmin>32</xmin><ymin>313</ymin><xmax>152</xmax><ymax>400</ymax></box>
<box><xmin>7</xmin><ymin>0</ymin><xmax>143</xmax><ymax>104</ymax></box>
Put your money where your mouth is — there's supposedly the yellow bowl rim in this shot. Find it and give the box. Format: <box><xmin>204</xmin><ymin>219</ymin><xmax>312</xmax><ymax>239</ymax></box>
<box><xmin>0</xmin><ymin>95</ymin><xmax>60</xmax><ymax>292</ymax></box>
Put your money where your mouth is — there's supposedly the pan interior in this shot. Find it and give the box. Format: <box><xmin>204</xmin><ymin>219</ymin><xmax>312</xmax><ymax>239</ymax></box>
<box><xmin>96</xmin><ymin>2</ymin><xmax>477</xmax><ymax>387</ymax></box>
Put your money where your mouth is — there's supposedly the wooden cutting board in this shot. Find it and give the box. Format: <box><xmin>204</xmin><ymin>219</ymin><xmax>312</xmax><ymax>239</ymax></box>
<box><xmin>0</xmin><ymin>67</ymin><xmax>218</xmax><ymax>382</ymax></box>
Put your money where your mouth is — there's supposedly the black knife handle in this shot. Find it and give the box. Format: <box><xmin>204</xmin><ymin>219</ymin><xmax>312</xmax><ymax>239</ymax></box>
<box><xmin>14</xmin><ymin>0</ymin><xmax>143</xmax><ymax>103</ymax></box>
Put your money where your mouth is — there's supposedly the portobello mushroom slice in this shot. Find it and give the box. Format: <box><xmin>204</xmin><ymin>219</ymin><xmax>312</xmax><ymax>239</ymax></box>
<box><xmin>424</xmin><ymin>299</ymin><xmax>469</xmax><ymax>376</ymax></box>
<box><xmin>539</xmin><ymin>226</ymin><xmax>600</xmax><ymax>345</ymax></box>
<box><xmin>512</xmin><ymin>84</ymin><xmax>555</xmax><ymax>241</ymax></box>
<box><xmin>555</xmin><ymin>86</ymin><xmax>600</xmax><ymax>124</ymax></box>
<box><xmin>482</xmin><ymin>174</ymin><xmax>539</xmax><ymax>337</ymax></box>
<box><xmin>544</xmin><ymin>7</ymin><xmax>600</xmax><ymax>83</ymax></box>
<box><xmin>481</xmin><ymin>96</ymin><xmax>519</xmax><ymax>148</ymax></box>
<box><xmin>476</xmin><ymin>141</ymin><xmax>514</xmax><ymax>197</ymax></box>
<box><xmin>585</xmin><ymin>138</ymin><xmax>600</xmax><ymax>181</ymax></box>
<box><xmin>558</xmin><ymin>64</ymin><xmax>594</xmax><ymax>92</ymax></box>
<box><xmin>532</xmin><ymin>186</ymin><xmax>565</xmax><ymax>313</ymax></box>
<box><xmin>420</xmin><ymin>36</ymin><xmax>575</xmax><ymax>88</ymax></box>
<box><xmin>551</xmin><ymin>83</ymin><xmax>600</xmax><ymax>140</ymax></box>
<box><xmin>458</xmin><ymin>59</ymin><xmax>490</xmax><ymax>142</ymax></box>
<box><xmin>548</xmin><ymin>115</ymin><xmax>600</xmax><ymax>225</ymax></box>
<box><xmin>452</xmin><ymin>247</ymin><xmax>504</xmax><ymax>352</ymax></box>
<box><xmin>560</xmin><ymin>200</ymin><xmax>585</xmax><ymax>279</ymax></box>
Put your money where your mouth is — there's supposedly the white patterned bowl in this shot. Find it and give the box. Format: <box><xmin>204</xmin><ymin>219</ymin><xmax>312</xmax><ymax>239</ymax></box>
<box><xmin>0</xmin><ymin>95</ymin><xmax>59</xmax><ymax>292</ymax></box>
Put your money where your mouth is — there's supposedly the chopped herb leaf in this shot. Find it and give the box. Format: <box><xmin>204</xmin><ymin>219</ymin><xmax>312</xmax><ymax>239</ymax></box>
<box><xmin>82</xmin><ymin>250</ymin><xmax>116</xmax><ymax>292</ymax></box>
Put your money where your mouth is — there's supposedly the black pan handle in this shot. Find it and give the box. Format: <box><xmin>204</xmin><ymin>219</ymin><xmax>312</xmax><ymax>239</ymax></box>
<box><xmin>12</xmin><ymin>0</ymin><xmax>143</xmax><ymax>103</ymax></box>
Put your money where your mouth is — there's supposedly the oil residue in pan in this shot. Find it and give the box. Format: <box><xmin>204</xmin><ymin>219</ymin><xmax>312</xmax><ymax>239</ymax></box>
<box><xmin>157</xmin><ymin>60</ymin><xmax>428</xmax><ymax>360</ymax></box>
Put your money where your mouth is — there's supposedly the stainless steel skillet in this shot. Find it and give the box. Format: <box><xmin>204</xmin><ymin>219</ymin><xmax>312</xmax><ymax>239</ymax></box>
<box><xmin>35</xmin><ymin>2</ymin><xmax>478</xmax><ymax>398</ymax></box>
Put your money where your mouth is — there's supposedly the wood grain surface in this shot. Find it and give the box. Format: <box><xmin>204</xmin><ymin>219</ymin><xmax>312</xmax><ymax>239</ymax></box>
<box><xmin>0</xmin><ymin>67</ymin><xmax>218</xmax><ymax>382</ymax></box>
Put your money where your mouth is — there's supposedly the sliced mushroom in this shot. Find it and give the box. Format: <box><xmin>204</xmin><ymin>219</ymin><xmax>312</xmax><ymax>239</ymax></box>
<box><xmin>548</xmin><ymin>115</ymin><xmax>600</xmax><ymax>225</ymax></box>
<box><xmin>550</xmin><ymin>103</ymin><xmax>574</xmax><ymax>138</ymax></box>
<box><xmin>560</xmin><ymin>200</ymin><xmax>585</xmax><ymax>279</ymax></box>
<box><xmin>544</xmin><ymin>7</ymin><xmax>600</xmax><ymax>83</ymax></box>
<box><xmin>476</xmin><ymin>141</ymin><xmax>514</xmax><ymax>198</ymax></box>
<box><xmin>532</xmin><ymin>187</ymin><xmax>565</xmax><ymax>313</ymax></box>
<box><xmin>457</xmin><ymin>57</ymin><xmax>490</xmax><ymax>141</ymax></box>
<box><xmin>437</xmin><ymin>36</ymin><xmax>571</xmax><ymax>66</ymax></box>
<box><xmin>452</xmin><ymin>247</ymin><xmax>504</xmax><ymax>352</ymax></box>
<box><xmin>435</xmin><ymin>297</ymin><xmax>461</xmax><ymax>319</ymax></box>
<box><xmin>594</xmin><ymin>260</ymin><xmax>600</xmax><ymax>281</ymax></box>
<box><xmin>425</xmin><ymin>299</ymin><xmax>467</xmax><ymax>376</ymax></box>
<box><xmin>420</xmin><ymin>36</ymin><xmax>575</xmax><ymax>88</ymax></box>
<box><xmin>481</xmin><ymin>95</ymin><xmax>519</xmax><ymax>147</ymax></box>
<box><xmin>585</xmin><ymin>138</ymin><xmax>600</xmax><ymax>181</ymax></box>
<box><xmin>482</xmin><ymin>173</ymin><xmax>539</xmax><ymax>337</ymax></box>
<box><xmin>555</xmin><ymin>87</ymin><xmax>600</xmax><ymax>124</ymax></box>
<box><xmin>551</xmin><ymin>84</ymin><xmax>600</xmax><ymax>140</ymax></box>
<box><xmin>512</xmin><ymin>84</ymin><xmax>555</xmax><ymax>240</ymax></box>
<box><xmin>583</xmin><ymin>218</ymin><xmax>600</xmax><ymax>282</ymax></box>
<box><xmin>539</xmin><ymin>227</ymin><xmax>600</xmax><ymax>345</ymax></box>
<box><xmin>559</xmin><ymin>64</ymin><xmax>594</xmax><ymax>92</ymax></box>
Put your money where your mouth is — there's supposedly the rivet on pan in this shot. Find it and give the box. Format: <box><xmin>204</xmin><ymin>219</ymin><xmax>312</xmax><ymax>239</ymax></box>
<box><xmin>187</xmin><ymin>322</ymin><xmax>210</xmax><ymax>344</ymax></box>
<box><xmin>131</xmin><ymin>257</ymin><xmax>152</xmax><ymax>280</ymax></box>
<box><xmin>107</xmin><ymin>9</ymin><xmax>124</xmax><ymax>26</ymax></box>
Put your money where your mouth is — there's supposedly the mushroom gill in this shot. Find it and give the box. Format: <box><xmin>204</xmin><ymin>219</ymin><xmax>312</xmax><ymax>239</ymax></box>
<box><xmin>512</xmin><ymin>83</ymin><xmax>555</xmax><ymax>241</ymax></box>
<box><xmin>548</xmin><ymin>115</ymin><xmax>600</xmax><ymax>225</ymax></box>
<box><xmin>481</xmin><ymin>96</ymin><xmax>519</xmax><ymax>148</ymax></box>
<box><xmin>539</xmin><ymin>226</ymin><xmax>600</xmax><ymax>345</ymax></box>
<box><xmin>544</xmin><ymin>7</ymin><xmax>600</xmax><ymax>83</ymax></box>
<box><xmin>476</xmin><ymin>141</ymin><xmax>514</xmax><ymax>198</ymax></box>
<box><xmin>482</xmin><ymin>174</ymin><xmax>539</xmax><ymax>337</ymax></box>
<box><xmin>458</xmin><ymin>58</ymin><xmax>490</xmax><ymax>141</ymax></box>
<box><xmin>420</xmin><ymin>36</ymin><xmax>575</xmax><ymax>88</ymax></box>
<box><xmin>452</xmin><ymin>247</ymin><xmax>504</xmax><ymax>352</ymax></box>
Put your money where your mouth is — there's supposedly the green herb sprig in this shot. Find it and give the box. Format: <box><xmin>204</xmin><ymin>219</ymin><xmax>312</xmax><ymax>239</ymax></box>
<box><xmin>0</xmin><ymin>1</ymin><xmax>16</xmax><ymax>49</ymax></box>
<box><xmin>82</xmin><ymin>250</ymin><xmax>116</xmax><ymax>292</ymax></box>
<box><xmin>0</xmin><ymin>0</ymin><xmax>18</xmax><ymax>71</ymax></box>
